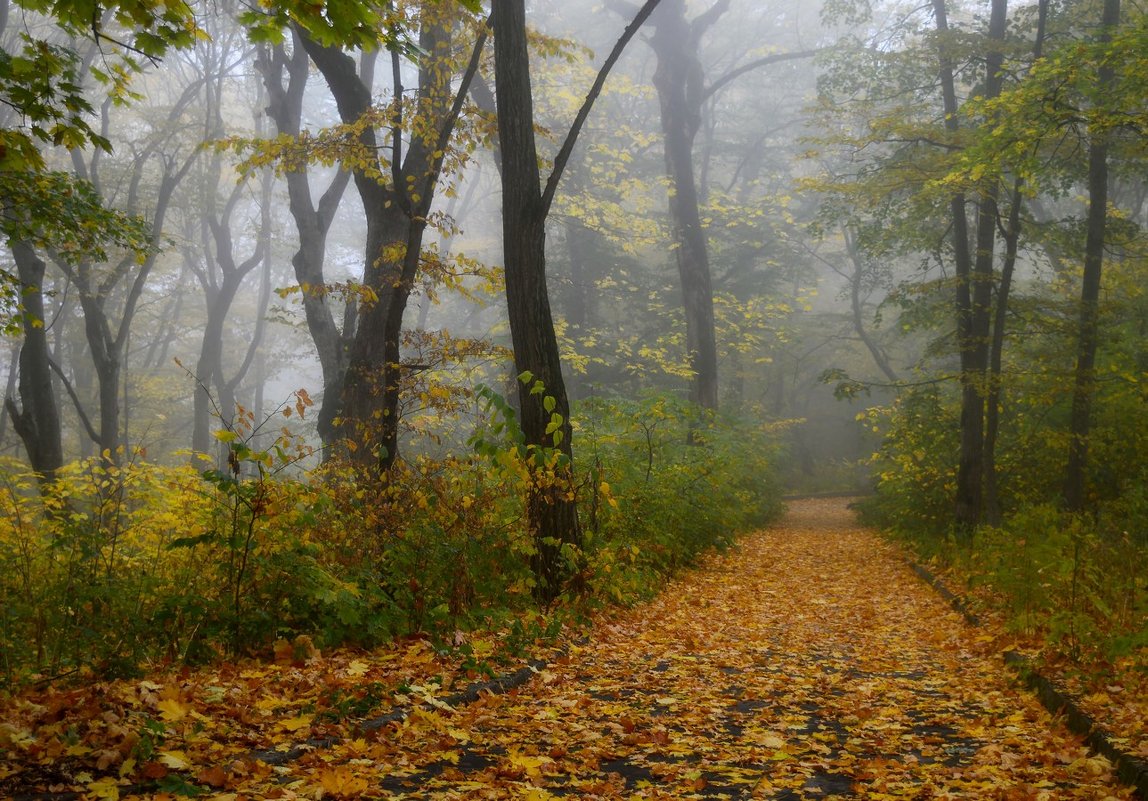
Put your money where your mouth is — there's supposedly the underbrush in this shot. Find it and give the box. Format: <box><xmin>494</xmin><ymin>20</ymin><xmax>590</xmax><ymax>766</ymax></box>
<box><xmin>0</xmin><ymin>392</ymin><xmax>783</xmax><ymax>686</ymax></box>
<box><xmin>858</xmin><ymin>492</ymin><xmax>1148</xmax><ymax>673</ymax></box>
<box><xmin>855</xmin><ymin>380</ymin><xmax>1148</xmax><ymax>671</ymax></box>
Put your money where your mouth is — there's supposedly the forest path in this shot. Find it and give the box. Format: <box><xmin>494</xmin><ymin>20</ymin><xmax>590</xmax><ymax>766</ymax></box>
<box><xmin>283</xmin><ymin>497</ymin><xmax>1131</xmax><ymax>799</ymax></box>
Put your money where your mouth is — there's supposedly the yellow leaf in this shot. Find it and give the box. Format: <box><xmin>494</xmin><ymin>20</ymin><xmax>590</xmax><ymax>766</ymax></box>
<box><xmin>319</xmin><ymin>765</ymin><xmax>370</xmax><ymax>797</ymax></box>
<box><xmin>278</xmin><ymin>714</ymin><xmax>314</xmax><ymax>732</ymax></box>
<box><xmin>156</xmin><ymin>698</ymin><xmax>189</xmax><ymax>722</ymax></box>
<box><xmin>157</xmin><ymin>750</ymin><xmax>191</xmax><ymax>770</ymax></box>
<box><xmin>760</xmin><ymin>733</ymin><xmax>786</xmax><ymax>750</ymax></box>
<box><xmin>85</xmin><ymin>776</ymin><xmax>121</xmax><ymax>801</ymax></box>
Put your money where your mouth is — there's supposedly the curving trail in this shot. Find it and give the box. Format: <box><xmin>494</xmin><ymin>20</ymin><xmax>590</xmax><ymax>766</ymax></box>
<box><xmin>3</xmin><ymin>498</ymin><xmax>1131</xmax><ymax>799</ymax></box>
<box><xmin>286</xmin><ymin>497</ymin><xmax>1131</xmax><ymax>798</ymax></box>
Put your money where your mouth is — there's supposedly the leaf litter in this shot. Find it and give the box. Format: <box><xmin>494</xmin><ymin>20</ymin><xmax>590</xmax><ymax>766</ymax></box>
<box><xmin>0</xmin><ymin>497</ymin><xmax>1135</xmax><ymax>799</ymax></box>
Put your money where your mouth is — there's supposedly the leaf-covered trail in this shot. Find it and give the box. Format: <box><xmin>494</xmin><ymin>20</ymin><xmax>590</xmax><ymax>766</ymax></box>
<box><xmin>2</xmin><ymin>498</ymin><xmax>1132</xmax><ymax>799</ymax></box>
<box><xmin>281</xmin><ymin>497</ymin><xmax>1130</xmax><ymax>799</ymax></box>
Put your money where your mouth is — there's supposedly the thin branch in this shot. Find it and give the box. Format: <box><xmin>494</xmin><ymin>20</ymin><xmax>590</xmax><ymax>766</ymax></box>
<box><xmin>702</xmin><ymin>48</ymin><xmax>820</xmax><ymax>102</ymax></box>
<box><xmin>47</xmin><ymin>356</ymin><xmax>100</xmax><ymax>444</ymax></box>
<box><xmin>419</xmin><ymin>17</ymin><xmax>490</xmax><ymax>210</ymax></box>
<box><xmin>541</xmin><ymin>0</ymin><xmax>664</xmax><ymax>219</ymax></box>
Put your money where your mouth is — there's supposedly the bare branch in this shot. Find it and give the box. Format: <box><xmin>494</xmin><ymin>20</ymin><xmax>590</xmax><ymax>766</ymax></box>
<box><xmin>702</xmin><ymin>48</ymin><xmax>820</xmax><ymax>103</ymax></box>
<box><xmin>541</xmin><ymin>0</ymin><xmax>664</xmax><ymax>219</ymax></box>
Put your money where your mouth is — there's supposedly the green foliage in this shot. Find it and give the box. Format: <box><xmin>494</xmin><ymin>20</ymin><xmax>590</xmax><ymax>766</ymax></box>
<box><xmin>0</xmin><ymin>37</ymin><xmax>109</xmax><ymax>171</ymax></box>
<box><xmin>0</xmin><ymin>385</ymin><xmax>784</xmax><ymax>686</ymax></box>
<box><xmin>854</xmin><ymin>385</ymin><xmax>958</xmax><ymax>535</ymax></box>
<box><xmin>576</xmin><ymin>393</ymin><xmax>785</xmax><ymax>604</ymax></box>
<box><xmin>0</xmin><ymin>171</ymin><xmax>152</xmax><ymax>261</ymax></box>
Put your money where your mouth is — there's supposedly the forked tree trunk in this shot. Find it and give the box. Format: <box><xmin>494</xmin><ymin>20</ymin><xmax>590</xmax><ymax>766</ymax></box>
<box><xmin>492</xmin><ymin>0</ymin><xmax>581</xmax><ymax>603</ymax></box>
<box><xmin>4</xmin><ymin>241</ymin><xmax>64</xmax><ymax>484</ymax></box>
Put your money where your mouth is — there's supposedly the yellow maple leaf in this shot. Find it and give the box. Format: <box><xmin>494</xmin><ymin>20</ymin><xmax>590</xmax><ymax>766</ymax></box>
<box><xmin>318</xmin><ymin>765</ymin><xmax>370</xmax><ymax>797</ymax></box>
<box><xmin>85</xmin><ymin>776</ymin><xmax>121</xmax><ymax>801</ymax></box>
<box><xmin>278</xmin><ymin>713</ymin><xmax>314</xmax><ymax>732</ymax></box>
<box><xmin>345</xmin><ymin>660</ymin><xmax>370</xmax><ymax>677</ymax></box>
<box><xmin>157</xmin><ymin>750</ymin><xmax>192</xmax><ymax>770</ymax></box>
<box><xmin>156</xmin><ymin>697</ymin><xmax>189</xmax><ymax>722</ymax></box>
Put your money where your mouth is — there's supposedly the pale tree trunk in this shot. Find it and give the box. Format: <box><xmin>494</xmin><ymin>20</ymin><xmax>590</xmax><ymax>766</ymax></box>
<box><xmin>4</xmin><ymin>241</ymin><xmax>64</xmax><ymax>484</ymax></box>
<box><xmin>648</xmin><ymin>0</ymin><xmax>722</xmax><ymax>412</ymax></box>
<box><xmin>843</xmin><ymin>229</ymin><xmax>899</xmax><ymax>384</ymax></box>
<box><xmin>190</xmin><ymin>35</ymin><xmax>271</xmax><ymax>456</ymax></box>
<box><xmin>256</xmin><ymin>36</ymin><xmax>352</xmax><ymax>450</ymax></box>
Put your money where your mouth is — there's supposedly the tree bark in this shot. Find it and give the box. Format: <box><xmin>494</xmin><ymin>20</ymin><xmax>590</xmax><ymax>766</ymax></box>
<box><xmin>983</xmin><ymin>0</ymin><xmax>1048</xmax><ymax>525</ymax></box>
<box><xmin>492</xmin><ymin>0</ymin><xmax>581</xmax><ymax>603</ymax></box>
<box><xmin>1063</xmin><ymin>0</ymin><xmax>1120</xmax><ymax>512</ymax></box>
<box><xmin>299</xmin><ymin>9</ymin><xmax>483</xmax><ymax>473</ymax></box>
<box><xmin>932</xmin><ymin>0</ymin><xmax>987</xmax><ymax>530</ymax></box>
<box><xmin>4</xmin><ymin>241</ymin><xmax>64</xmax><ymax>483</ymax></box>
<box><xmin>257</xmin><ymin>37</ymin><xmax>353</xmax><ymax>450</ymax></box>
<box><xmin>489</xmin><ymin>0</ymin><xmax>661</xmax><ymax>601</ymax></box>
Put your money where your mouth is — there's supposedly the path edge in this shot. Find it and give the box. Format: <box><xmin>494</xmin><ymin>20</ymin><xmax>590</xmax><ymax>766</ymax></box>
<box><xmin>907</xmin><ymin>558</ymin><xmax>1148</xmax><ymax>799</ymax></box>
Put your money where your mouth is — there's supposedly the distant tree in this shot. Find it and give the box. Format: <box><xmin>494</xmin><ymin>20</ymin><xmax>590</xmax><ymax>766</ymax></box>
<box><xmin>255</xmin><ymin>33</ymin><xmax>353</xmax><ymax>450</ymax></box>
<box><xmin>1063</xmin><ymin>0</ymin><xmax>1121</xmax><ymax>512</ymax></box>
<box><xmin>187</xmin><ymin>23</ymin><xmax>275</xmax><ymax>458</ymax></box>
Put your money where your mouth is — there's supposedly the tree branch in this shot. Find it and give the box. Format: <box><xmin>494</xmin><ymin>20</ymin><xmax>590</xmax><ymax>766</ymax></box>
<box><xmin>702</xmin><ymin>48</ymin><xmax>820</xmax><ymax>103</ymax></box>
<box><xmin>419</xmin><ymin>17</ymin><xmax>490</xmax><ymax>212</ymax></box>
<box><xmin>540</xmin><ymin>0</ymin><xmax>663</xmax><ymax>219</ymax></box>
<box><xmin>689</xmin><ymin>0</ymin><xmax>732</xmax><ymax>41</ymax></box>
<box><xmin>47</xmin><ymin>355</ymin><xmax>100</xmax><ymax>444</ymax></box>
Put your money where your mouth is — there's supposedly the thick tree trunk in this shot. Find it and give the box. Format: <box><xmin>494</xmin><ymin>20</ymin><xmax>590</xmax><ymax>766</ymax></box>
<box><xmin>1063</xmin><ymin>0</ymin><xmax>1120</xmax><ymax>512</ymax></box>
<box><xmin>257</xmin><ymin>38</ymin><xmax>352</xmax><ymax>450</ymax></box>
<box><xmin>492</xmin><ymin>0</ymin><xmax>581</xmax><ymax>603</ymax></box>
<box><xmin>300</xmin><ymin>10</ymin><xmax>478</xmax><ymax>473</ymax></box>
<box><xmin>4</xmin><ymin>241</ymin><xmax>64</xmax><ymax>483</ymax></box>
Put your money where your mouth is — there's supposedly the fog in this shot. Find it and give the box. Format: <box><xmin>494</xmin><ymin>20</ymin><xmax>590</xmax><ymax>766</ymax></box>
<box><xmin>1</xmin><ymin>0</ymin><xmax>1108</xmax><ymax>492</ymax></box>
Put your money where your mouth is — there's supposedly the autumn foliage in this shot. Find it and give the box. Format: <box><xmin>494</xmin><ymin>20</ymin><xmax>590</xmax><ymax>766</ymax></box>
<box><xmin>0</xmin><ymin>391</ymin><xmax>781</xmax><ymax>687</ymax></box>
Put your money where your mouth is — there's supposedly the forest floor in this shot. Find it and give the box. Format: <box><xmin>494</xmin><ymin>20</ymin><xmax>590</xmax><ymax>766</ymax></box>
<box><xmin>1</xmin><ymin>497</ymin><xmax>1141</xmax><ymax>799</ymax></box>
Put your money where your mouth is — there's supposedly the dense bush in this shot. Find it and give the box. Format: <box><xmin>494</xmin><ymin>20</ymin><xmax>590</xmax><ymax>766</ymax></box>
<box><xmin>577</xmin><ymin>393</ymin><xmax>785</xmax><ymax>602</ymax></box>
<box><xmin>857</xmin><ymin>377</ymin><xmax>1148</xmax><ymax>666</ymax></box>
<box><xmin>0</xmin><ymin>391</ymin><xmax>783</xmax><ymax>686</ymax></box>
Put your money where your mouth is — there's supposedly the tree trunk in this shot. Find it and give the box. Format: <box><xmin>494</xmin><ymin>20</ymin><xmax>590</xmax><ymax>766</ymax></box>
<box><xmin>4</xmin><ymin>241</ymin><xmax>64</xmax><ymax>483</ymax></box>
<box><xmin>1063</xmin><ymin>0</ymin><xmax>1120</xmax><ymax>512</ymax></box>
<box><xmin>932</xmin><ymin>0</ymin><xmax>987</xmax><ymax>530</ymax></box>
<box><xmin>984</xmin><ymin>0</ymin><xmax>1048</xmax><ymax>525</ymax></box>
<box><xmin>257</xmin><ymin>38</ymin><xmax>353</xmax><ymax>451</ymax></box>
<box><xmin>957</xmin><ymin>0</ymin><xmax>1008</xmax><ymax>528</ymax></box>
<box><xmin>300</xmin><ymin>9</ymin><xmax>481</xmax><ymax>473</ymax></box>
<box><xmin>492</xmin><ymin>0</ymin><xmax>582</xmax><ymax>603</ymax></box>
<box><xmin>844</xmin><ymin>228</ymin><xmax>899</xmax><ymax>384</ymax></box>
<box><xmin>649</xmin><ymin>0</ymin><xmax>720</xmax><ymax>412</ymax></box>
